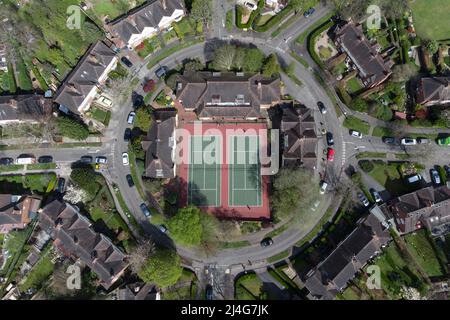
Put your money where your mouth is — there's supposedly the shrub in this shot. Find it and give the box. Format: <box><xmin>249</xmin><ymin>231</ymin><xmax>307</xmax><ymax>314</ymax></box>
<box><xmin>359</xmin><ymin>160</ymin><xmax>374</xmax><ymax>173</ymax></box>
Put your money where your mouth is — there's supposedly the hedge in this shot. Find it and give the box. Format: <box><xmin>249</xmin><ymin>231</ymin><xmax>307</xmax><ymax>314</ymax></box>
<box><xmin>306</xmin><ymin>20</ymin><xmax>335</xmax><ymax>69</ymax></box>
<box><xmin>236</xmin><ymin>0</ymin><xmax>264</xmax><ymax>30</ymax></box>
<box><xmin>253</xmin><ymin>5</ymin><xmax>293</xmax><ymax>32</ymax></box>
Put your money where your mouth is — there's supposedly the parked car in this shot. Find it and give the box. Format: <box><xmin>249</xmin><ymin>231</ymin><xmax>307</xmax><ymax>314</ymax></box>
<box><xmin>16</xmin><ymin>155</ymin><xmax>36</xmax><ymax>165</ymax></box>
<box><xmin>350</xmin><ymin>130</ymin><xmax>363</xmax><ymax>138</ymax></box>
<box><xmin>0</xmin><ymin>157</ymin><xmax>14</xmax><ymax>165</ymax></box>
<box><xmin>155</xmin><ymin>66</ymin><xmax>168</xmax><ymax>79</ymax></box>
<box><xmin>444</xmin><ymin>165</ymin><xmax>450</xmax><ymax>177</ymax></box>
<box><xmin>140</xmin><ymin>203</ymin><xmax>151</xmax><ymax>218</ymax></box>
<box><xmin>205</xmin><ymin>285</ymin><xmax>213</xmax><ymax>300</ymax></box>
<box><xmin>80</xmin><ymin>156</ymin><xmax>93</xmax><ymax>164</ymax></box>
<box><xmin>357</xmin><ymin>192</ymin><xmax>370</xmax><ymax>207</ymax></box>
<box><xmin>260</xmin><ymin>237</ymin><xmax>273</xmax><ymax>247</ymax></box>
<box><xmin>319</xmin><ymin>181</ymin><xmax>328</xmax><ymax>194</ymax></box>
<box><xmin>430</xmin><ymin>169</ymin><xmax>441</xmax><ymax>185</ymax></box>
<box><xmin>382</xmin><ymin>136</ymin><xmax>396</xmax><ymax>145</ymax></box>
<box><xmin>326</xmin><ymin>132</ymin><xmax>334</xmax><ymax>146</ymax></box>
<box><xmin>121</xmin><ymin>56</ymin><xmax>133</xmax><ymax>68</ymax></box>
<box><xmin>122</xmin><ymin>152</ymin><xmax>129</xmax><ymax>166</ymax></box>
<box><xmin>38</xmin><ymin>155</ymin><xmax>53</xmax><ymax>163</ymax></box>
<box><xmin>95</xmin><ymin>156</ymin><xmax>107</xmax><ymax>164</ymax></box>
<box><xmin>417</xmin><ymin>137</ymin><xmax>431</xmax><ymax>144</ymax></box>
<box><xmin>56</xmin><ymin>177</ymin><xmax>66</xmax><ymax>193</ymax></box>
<box><xmin>406</xmin><ymin>174</ymin><xmax>422</xmax><ymax>184</ymax></box>
<box><xmin>124</xmin><ymin>128</ymin><xmax>132</xmax><ymax>142</ymax></box>
<box><xmin>127</xmin><ymin>111</ymin><xmax>136</xmax><ymax>124</ymax></box>
<box><xmin>317</xmin><ymin>101</ymin><xmax>327</xmax><ymax>114</ymax></box>
<box><xmin>158</xmin><ymin>224</ymin><xmax>168</xmax><ymax>233</ymax></box>
<box><xmin>401</xmin><ymin>137</ymin><xmax>417</xmax><ymax>146</ymax></box>
<box><xmin>370</xmin><ymin>188</ymin><xmax>382</xmax><ymax>203</ymax></box>
<box><xmin>437</xmin><ymin>136</ymin><xmax>450</xmax><ymax>145</ymax></box>
<box><xmin>327</xmin><ymin>148</ymin><xmax>335</xmax><ymax>162</ymax></box>
<box><xmin>126</xmin><ymin>174</ymin><xmax>134</xmax><ymax>187</ymax></box>
<box><xmin>303</xmin><ymin>7</ymin><xmax>315</xmax><ymax>18</ymax></box>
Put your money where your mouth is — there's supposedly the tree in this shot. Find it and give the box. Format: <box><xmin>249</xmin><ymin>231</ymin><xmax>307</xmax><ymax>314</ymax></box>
<box><xmin>138</xmin><ymin>249</ymin><xmax>183</xmax><ymax>288</ymax></box>
<box><xmin>424</xmin><ymin>39</ymin><xmax>438</xmax><ymax>54</ymax></box>
<box><xmin>143</xmin><ymin>79</ymin><xmax>156</xmax><ymax>93</ymax></box>
<box><xmin>55</xmin><ymin>116</ymin><xmax>89</xmax><ymax>140</ymax></box>
<box><xmin>290</xmin><ymin>0</ymin><xmax>308</xmax><ymax>14</ymax></box>
<box><xmin>210</xmin><ymin>44</ymin><xmax>236</xmax><ymax>71</ymax></box>
<box><xmin>262</xmin><ymin>54</ymin><xmax>280</xmax><ymax>78</ymax></box>
<box><xmin>128</xmin><ymin>239</ymin><xmax>155</xmax><ymax>274</ymax></box>
<box><xmin>243</xmin><ymin>48</ymin><xmax>265</xmax><ymax>73</ymax></box>
<box><xmin>350</xmin><ymin>97</ymin><xmax>369</xmax><ymax>113</ymax></box>
<box><xmin>191</xmin><ymin>0</ymin><xmax>212</xmax><ymax>28</ymax></box>
<box><xmin>130</xmin><ymin>134</ymin><xmax>145</xmax><ymax>159</ymax></box>
<box><xmin>167</xmin><ymin>206</ymin><xmax>203</xmax><ymax>246</ymax></box>
<box><xmin>391</xmin><ymin>64</ymin><xmax>418</xmax><ymax>82</ymax></box>
<box><xmin>70</xmin><ymin>166</ymin><xmax>98</xmax><ymax>197</ymax></box>
<box><xmin>134</xmin><ymin>107</ymin><xmax>153</xmax><ymax>132</ymax></box>
<box><xmin>232</xmin><ymin>47</ymin><xmax>246</xmax><ymax>71</ymax></box>
<box><xmin>165</xmin><ymin>73</ymin><xmax>179</xmax><ymax>91</ymax></box>
<box><xmin>184</xmin><ymin>59</ymin><xmax>204</xmax><ymax>72</ymax></box>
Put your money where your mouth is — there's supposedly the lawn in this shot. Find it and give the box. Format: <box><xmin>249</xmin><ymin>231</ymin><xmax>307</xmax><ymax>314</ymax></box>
<box><xmin>146</xmin><ymin>38</ymin><xmax>203</xmax><ymax>70</ymax></box>
<box><xmin>367</xmin><ymin>161</ymin><xmax>417</xmax><ymax>196</ymax></box>
<box><xmin>346</xmin><ymin>77</ymin><xmax>363</xmax><ymax>95</ymax></box>
<box><xmin>235</xmin><ymin>273</ymin><xmax>264</xmax><ymax>300</ymax></box>
<box><xmin>172</xmin><ymin>17</ymin><xmax>196</xmax><ymax>38</ymax></box>
<box><xmin>343</xmin><ymin>116</ymin><xmax>371</xmax><ymax>134</ymax></box>
<box><xmin>410</xmin><ymin>0</ymin><xmax>450</xmax><ymax>41</ymax></box>
<box><xmin>226</xmin><ymin>10</ymin><xmax>234</xmax><ymax>31</ymax></box>
<box><xmin>220</xmin><ymin>240</ymin><xmax>251</xmax><ymax>249</ymax></box>
<box><xmin>89</xmin><ymin>0</ymin><xmax>139</xmax><ymax>20</ymax></box>
<box><xmin>372</xmin><ymin>126</ymin><xmax>394</xmax><ymax>137</ymax></box>
<box><xmin>404</xmin><ymin>230</ymin><xmax>444</xmax><ymax>277</ymax></box>
<box><xmin>15</xmin><ymin>58</ymin><xmax>33</xmax><ymax>91</ymax></box>
<box><xmin>267</xmin><ymin>250</ymin><xmax>290</xmax><ymax>264</ymax></box>
<box><xmin>137</xmin><ymin>36</ymin><xmax>161</xmax><ymax>58</ymax></box>
<box><xmin>355</xmin><ymin>152</ymin><xmax>387</xmax><ymax>159</ymax></box>
<box><xmin>19</xmin><ymin>250</ymin><xmax>54</xmax><ymax>291</ymax></box>
<box><xmin>90</xmin><ymin>107</ymin><xmax>111</xmax><ymax>126</ymax></box>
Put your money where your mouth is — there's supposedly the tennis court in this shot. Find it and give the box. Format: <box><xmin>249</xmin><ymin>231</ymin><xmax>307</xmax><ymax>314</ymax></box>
<box><xmin>228</xmin><ymin>135</ymin><xmax>262</xmax><ymax>207</ymax></box>
<box><xmin>188</xmin><ymin>135</ymin><xmax>221</xmax><ymax>206</ymax></box>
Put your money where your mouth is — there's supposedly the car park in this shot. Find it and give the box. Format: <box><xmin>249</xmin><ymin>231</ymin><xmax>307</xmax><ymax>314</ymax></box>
<box><xmin>260</xmin><ymin>237</ymin><xmax>273</xmax><ymax>247</ymax></box>
<box><xmin>319</xmin><ymin>181</ymin><xmax>328</xmax><ymax>194</ymax></box>
<box><xmin>80</xmin><ymin>156</ymin><xmax>93</xmax><ymax>164</ymax></box>
<box><xmin>124</xmin><ymin>128</ymin><xmax>132</xmax><ymax>142</ymax></box>
<box><xmin>357</xmin><ymin>192</ymin><xmax>370</xmax><ymax>207</ymax></box>
<box><xmin>327</xmin><ymin>148</ymin><xmax>335</xmax><ymax>162</ymax></box>
<box><xmin>126</xmin><ymin>174</ymin><xmax>134</xmax><ymax>187</ymax></box>
<box><xmin>326</xmin><ymin>132</ymin><xmax>334</xmax><ymax>146</ymax></box>
<box><xmin>56</xmin><ymin>178</ymin><xmax>66</xmax><ymax>193</ymax></box>
<box><xmin>121</xmin><ymin>56</ymin><xmax>133</xmax><ymax>68</ymax></box>
<box><xmin>417</xmin><ymin>137</ymin><xmax>430</xmax><ymax>144</ymax></box>
<box><xmin>158</xmin><ymin>224</ymin><xmax>168</xmax><ymax>233</ymax></box>
<box><xmin>430</xmin><ymin>169</ymin><xmax>441</xmax><ymax>185</ymax></box>
<box><xmin>350</xmin><ymin>130</ymin><xmax>363</xmax><ymax>138</ymax></box>
<box><xmin>370</xmin><ymin>188</ymin><xmax>382</xmax><ymax>203</ymax></box>
<box><xmin>95</xmin><ymin>156</ymin><xmax>107</xmax><ymax>164</ymax></box>
<box><xmin>38</xmin><ymin>155</ymin><xmax>53</xmax><ymax>163</ymax></box>
<box><xmin>382</xmin><ymin>136</ymin><xmax>396</xmax><ymax>145</ymax></box>
<box><xmin>155</xmin><ymin>66</ymin><xmax>168</xmax><ymax>79</ymax></box>
<box><xmin>303</xmin><ymin>7</ymin><xmax>315</xmax><ymax>18</ymax></box>
<box><xmin>0</xmin><ymin>157</ymin><xmax>14</xmax><ymax>165</ymax></box>
<box><xmin>122</xmin><ymin>152</ymin><xmax>129</xmax><ymax>166</ymax></box>
<box><xmin>127</xmin><ymin>111</ymin><xmax>136</xmax><ymax>124</ymax></box>
<box><xmin>317</xmin><ymin>101</ymin><xmax>327</xmax><ymax>114</ymax></box>
<box><xmin>401</xmin><ymin>138</ymin><xmax>417</xmax><ymax>145</ymax></box>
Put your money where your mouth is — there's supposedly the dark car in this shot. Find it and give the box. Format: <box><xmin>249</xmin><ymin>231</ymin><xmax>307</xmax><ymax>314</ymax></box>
<box><xmin>38</xmin><ymin>155</ymin><xmax>53</xmax><ymax>163</ymax></box>
<box><xmin>155</xmin><ymin>66</ymin><xmax>168</xmax><ymax>79</ymax></box>
<box><xmin>444</xmin><ymin>165</ymin><xmax>450</xmax><ymax>177</ymax></box>
<box><xmin>121</xmin><ymin>56</ymin><xmax>133</xmax><ymax>68</ymax></box>
<box><xmin>0</xmin><ymin>157</ymin><xmax>14</xmax><ymax>165</ymax></box>
<box><xmin>326</xmin><ymin>132</ymin><xmax>334</xmax><ymax>146</ymax></box>
<box><xmin>260</xmin><ymin>237</ymin><xmax>274</xmax><ymax>247</ymax></box>
<box><xmin>140</xmin><ymin>203</ymin><xmax>151</xmax><ymax>218</ymax></box>
<box><xmin>126</xmin><ymin>174</ymin><xmax>134</xmax><ymax>187</ymax></box>
<box><xmin>80</xmin><ymin>156</ymin><xmax>93</xmax><ymax>164</ymax></box>
<box><xmin>124</xmin><ymin>128</ymin><xmax>132</xmax><ymax>142</ymax></box>
<box><xmin>303</xmin><ymin>7</ymin><xmax>315</xmax><ymax>18</ymax></box>
<box><xmin>430</xmin><ymin>169</ymin><xmax>441</xmax><ymax>185</ymax></box>
<box><xmin>56</xmin><ymin>178</ymin><xmax>66</xmax><ymax>193</ymax></box>
<box><xmin>382</xmin><ymin>136</ymin><xmax>396</xmax><ymax>145</ymax></box>
<box><xmin>205</xmin><ymin>285</ymin><xmax>213</xmax><ymax>300</ymax></box>
<box><xmin>317</xmin><ymin>101</ymin><xmax>327</xmax><ymax>114</ymax></box>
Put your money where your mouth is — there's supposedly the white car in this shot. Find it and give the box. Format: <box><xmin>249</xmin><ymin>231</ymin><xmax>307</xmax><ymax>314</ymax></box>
<box><xmin>319</xmin><ymin>181</ymin><xmax>328</xmax><ymax>194</ymax></box>
<box><xmin>127</xmin><ymin>112</ymin><xmax>136</xmax><ymax>124</ymax></box>
<box><xmin>350</xmin><ymin>130</ymin><xmax>363</xmax><ymax>138</ymax></box>
<box><xmin>122</xmin><ymin>152</ymin><xmax>129</xmax><ymax>166</ymax></box>
<box><xmin>401</xmin><ymin>138</ymin><xmax>417</xmax><ymax>146</ymax></box>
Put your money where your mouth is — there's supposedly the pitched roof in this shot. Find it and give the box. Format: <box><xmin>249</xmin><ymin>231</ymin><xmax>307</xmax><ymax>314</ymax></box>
<box><xmin>54</xmin><ymin>41</ymin><xmax>116</xmax><ymax>114</ymax></box>
<box><xmin>335</xmin><ymin>22</ymin><xmax>392</xmax><ymax>87</ymax></box>
<box><xmin>107</xmin><ymin>0</ymin><xmax>185</xmax><ymax>46</ymax></box>
<box><xmin>0</xmin><ymin>194</ymin><xmax>42</xmax><ymax>228</ymax></box>
<box><xmin>279</xmin><ymin>102</ymin><xmax>318</xmax><ymax>170</ymax></box>
<box><xmin>0</xmin><ymin>94</ymin><xmax>52</xmax><ymax>122</ymax></box>
<box><xmin>39</xmin><ymin>200</ymin><xmax>128</xmax><ymax>289</ymax></box>
<box><xmin>416</xmin><ymin>77</ymin><xmax>450</xmax><ymax>105</ymax></box>
<box><xmin>117</xmin><ymin>282</ymin><xmax>158</xmax><ymax>300</ymax></box>
<box><xmin>176</xmin><ymin>71</ymin><xmax>280</xmax><ymax>119</ymax></box>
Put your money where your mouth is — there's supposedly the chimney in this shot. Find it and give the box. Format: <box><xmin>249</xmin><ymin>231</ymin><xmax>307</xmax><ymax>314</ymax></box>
<box><xmin>162</xmin><ymin>0</ymin><xmax>167</xmax><ymax>10</ymax></box>
<box><xmin>257</xmin><ymin>81</ymin><xmax>262</xmax><ymax>99</ymax></box>
<box><xmin>8</xmin><ymin>99</ymin><xmax>18</xmax><ymax>109</ymax></box>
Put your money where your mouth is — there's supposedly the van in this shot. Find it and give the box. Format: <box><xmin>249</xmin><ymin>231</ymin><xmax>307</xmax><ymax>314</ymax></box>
<box><xmin>406</xmin><ymin>174</ymin><xmax>422</xmax><ymax>184</ymax></box>
<box><xmin>15</xmin><ymin>156</ymin><xmax>36</xmax><ymax>165</ymax></box>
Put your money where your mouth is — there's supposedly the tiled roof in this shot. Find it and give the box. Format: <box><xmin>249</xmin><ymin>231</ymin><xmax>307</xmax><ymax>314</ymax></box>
<box><xmin>416</xmin><ymin>77</ymin><xmax>450</xmax><ymax>105</ymax></box>
<box><xmin>0</xmin><ymin>94</ymin><xmax>52</xmax><ymax>122</ymax></box>
<box><xmin>0</xmin><ymin>194</ymin><xmax>42</xmax><ymax>228</ymax></box>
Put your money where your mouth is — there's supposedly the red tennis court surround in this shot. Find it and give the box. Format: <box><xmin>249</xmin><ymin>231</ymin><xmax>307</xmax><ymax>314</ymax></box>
<box><xmin>178</xmin><ymin>122</ymin><xmax>271</xmax><ymax>220</ymax></box>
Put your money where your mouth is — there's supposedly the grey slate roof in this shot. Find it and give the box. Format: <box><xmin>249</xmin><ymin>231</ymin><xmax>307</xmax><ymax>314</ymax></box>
<box><xmin>379</xmin><ymin>186</ymin><xmax>450</xmax><ymax>234</ymax></box>
<box><xmin>39</xmin><ymin>200</ymin><xmax>128</xmax><ymax>289</ymax></box>
<box><xmin>107</xmin><ymin>0</ymin><xmax>185</xmax><ymax>46</ymax></box>
<box><xmin>0</xmin><ymin>194</ymin><xmax>42</xmax><ymax>228</ymax></box>
<box><xmin>142</xmin><ymin>109</ymin><xmax>176</xmax><ymax>178</ymax></box>
<box><xmin>416</xmin><ymin>77</ymin><xmax>450</xmax><ymax>106</ymax></box>
<box><xmin>117</xmin><ymin>282</ymin><xmax>158</xmax><ymax>300</ymax></box>
<box><xmin>176</xmin><ymin>71</ymin><xmax>280</xmax><ymax>119</ymax></box>
<box><xmin>54</xmin><ymin>41</ymin><xmax>116</xmax><ymax>114</ymax></box>
<box><xmin>0</xmin><ymin>94</ymin><xmax>52</xmax><ymax>122</ymax></box>
<box><xmin>279</xmin><ymin>102</ymin><xmax>318</xmax><ymax>170</ymax></box>
<box><xmin>334</xmin><ymin>22</ymin><xmax>392</xmax><ymax>87</ymax></box>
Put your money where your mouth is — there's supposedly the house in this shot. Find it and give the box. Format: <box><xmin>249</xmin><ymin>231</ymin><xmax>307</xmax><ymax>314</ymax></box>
<box><xmin>115</xmin><ymin>282</ymin><xmax>160</xmax><ymax>300</ymax></box>
<box><xmin>142</xmin><ymin>109</ymin><xmax>177</xmax><ymax>179</ymax></box>
<box><xmin>278</xmin><ymin>101</ymin><xmax>318</xmax><ymax>171</ymax></box>
<box><xmin>0</xmin><ymin>194</ymin><xmax>42</xmax><ymax>234</ymax></box>
<box><xmin>106</xmin><ymin>0</ymin><xmax>185</xmax><ymax>49</ymax></box>
<box><xmin>334</xmin><ymin>21</ymin><xmax>393</xmax><ymax>88</ymax></box>
<box><xmin>261</xmin><ymin>0</ymin><xmax>288</xmax><ymax>16</ymax></box>
<box><xmin>38</xmin><ymin>200</ymin><xmax>128</xmax><ymax>289</ymax></box>
<box><xmin>0</xmin><ymin>44</ymin><xmax>8</xmax><ymax>72</ymax></box>
<box><xmin>0</xmin><ymin>94</ymin><xmax>53</xmax><ymax>124</ymax></box>
<box><xmin>304</xmin><ymin>211</ymin><xmax>391</xmax><ymax>300</ymax></box>
<box><xmin>175</xmin><ymin>71</ymin><xmax>281</xmax><ymax>121</ymax></box>
<box><xmin>379</xmin><ymin>186</ymin><xmax>450</xmax><ymax>235</ymax></box>
<box><xmin>54</xmin><ymin>41</ymin><xmax>118</xmax><ymax>115</ymax></box>
<box><xmin>415</xmin><ymin>76</ymin><xmax>450</xmax><ymax>107</ymax></box>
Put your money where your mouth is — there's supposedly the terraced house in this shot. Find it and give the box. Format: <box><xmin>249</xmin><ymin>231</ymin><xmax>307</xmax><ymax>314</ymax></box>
<box><xmin>106</xmin><ymin>0</ymin><xmax>185</xmax><ymax>49</ymax></box>
<box><xmin>415</xmin><ymin>76</ymin><xmax>450</xmax><ymax>107</ymax></box>
<box><xmin>0</xmin><ymin>94</ymin><xmax>53</xmax><ymax>124</ymax></box>
<box><xmin>54</xmin><ymin>41</ymin><xmax>118</xmax><ymax>116</ymax></box>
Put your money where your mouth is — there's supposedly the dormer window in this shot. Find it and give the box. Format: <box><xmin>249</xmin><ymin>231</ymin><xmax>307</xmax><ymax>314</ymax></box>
<box><xmin>235</xmin><ymin>94</ymin><xmax>245</xmax><ymax>104</ymax></box>
<box><xmin>156</xmin><ymin>169</ymin><xmax>163</xmax><ymax>177</ymax></box>
<box><xmin>177</xmin><ymin>82</ymin><xmax>183</xmax><ymax>90</ymax></box>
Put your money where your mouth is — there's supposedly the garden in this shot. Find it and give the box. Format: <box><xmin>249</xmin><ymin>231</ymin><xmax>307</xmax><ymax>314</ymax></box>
<box><xmin>234</xmin><ymin>272</ymin><xmax>266</xmax><ymax>300</ymax></box>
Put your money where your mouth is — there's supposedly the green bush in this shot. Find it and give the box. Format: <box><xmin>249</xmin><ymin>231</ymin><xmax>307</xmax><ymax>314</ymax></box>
<box><xmin>56</xmin><ymin>116</ymin><xmax>89</xmax><ymax>140</ymax></box>
<box><xmin>252</xmin><ymin>4</ymin><xmax>292</xmax><ymax>32</ymax></box>
<box><xmin>359</xmin><ymin>160</ymin><xmax>374</xmax><ymax>173</ymax></box>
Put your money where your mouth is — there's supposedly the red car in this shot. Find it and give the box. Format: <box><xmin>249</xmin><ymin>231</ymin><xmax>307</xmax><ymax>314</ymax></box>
<box><xmin>327</xmin><ymin>148</ymin><xmax>335</xmax><ymax>162</ymax></box>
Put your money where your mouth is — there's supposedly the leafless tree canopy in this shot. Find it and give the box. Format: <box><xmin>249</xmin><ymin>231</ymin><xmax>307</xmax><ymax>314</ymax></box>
<box><xmin>128</xmin><ymin>238</ymin><xmax>155</xmax><ymax>274</ymax></box>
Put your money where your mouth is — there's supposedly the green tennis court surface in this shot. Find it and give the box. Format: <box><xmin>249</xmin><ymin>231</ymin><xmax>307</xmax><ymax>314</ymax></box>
<box><xmin>188</xmin><ymin>135</ymin><xmax>221</xmax><ymax>206</ymax></box>
<box><xmin>228</xmin><ymin>135</ymin><xmax>262</xmax><ymax>207</ymax></box>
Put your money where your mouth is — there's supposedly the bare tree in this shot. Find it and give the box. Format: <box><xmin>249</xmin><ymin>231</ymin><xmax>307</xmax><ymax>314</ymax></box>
<box><xmin>128</xmin><ymin>238</ymin><xmax>155</xmax><ymax>274</ymax></box>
